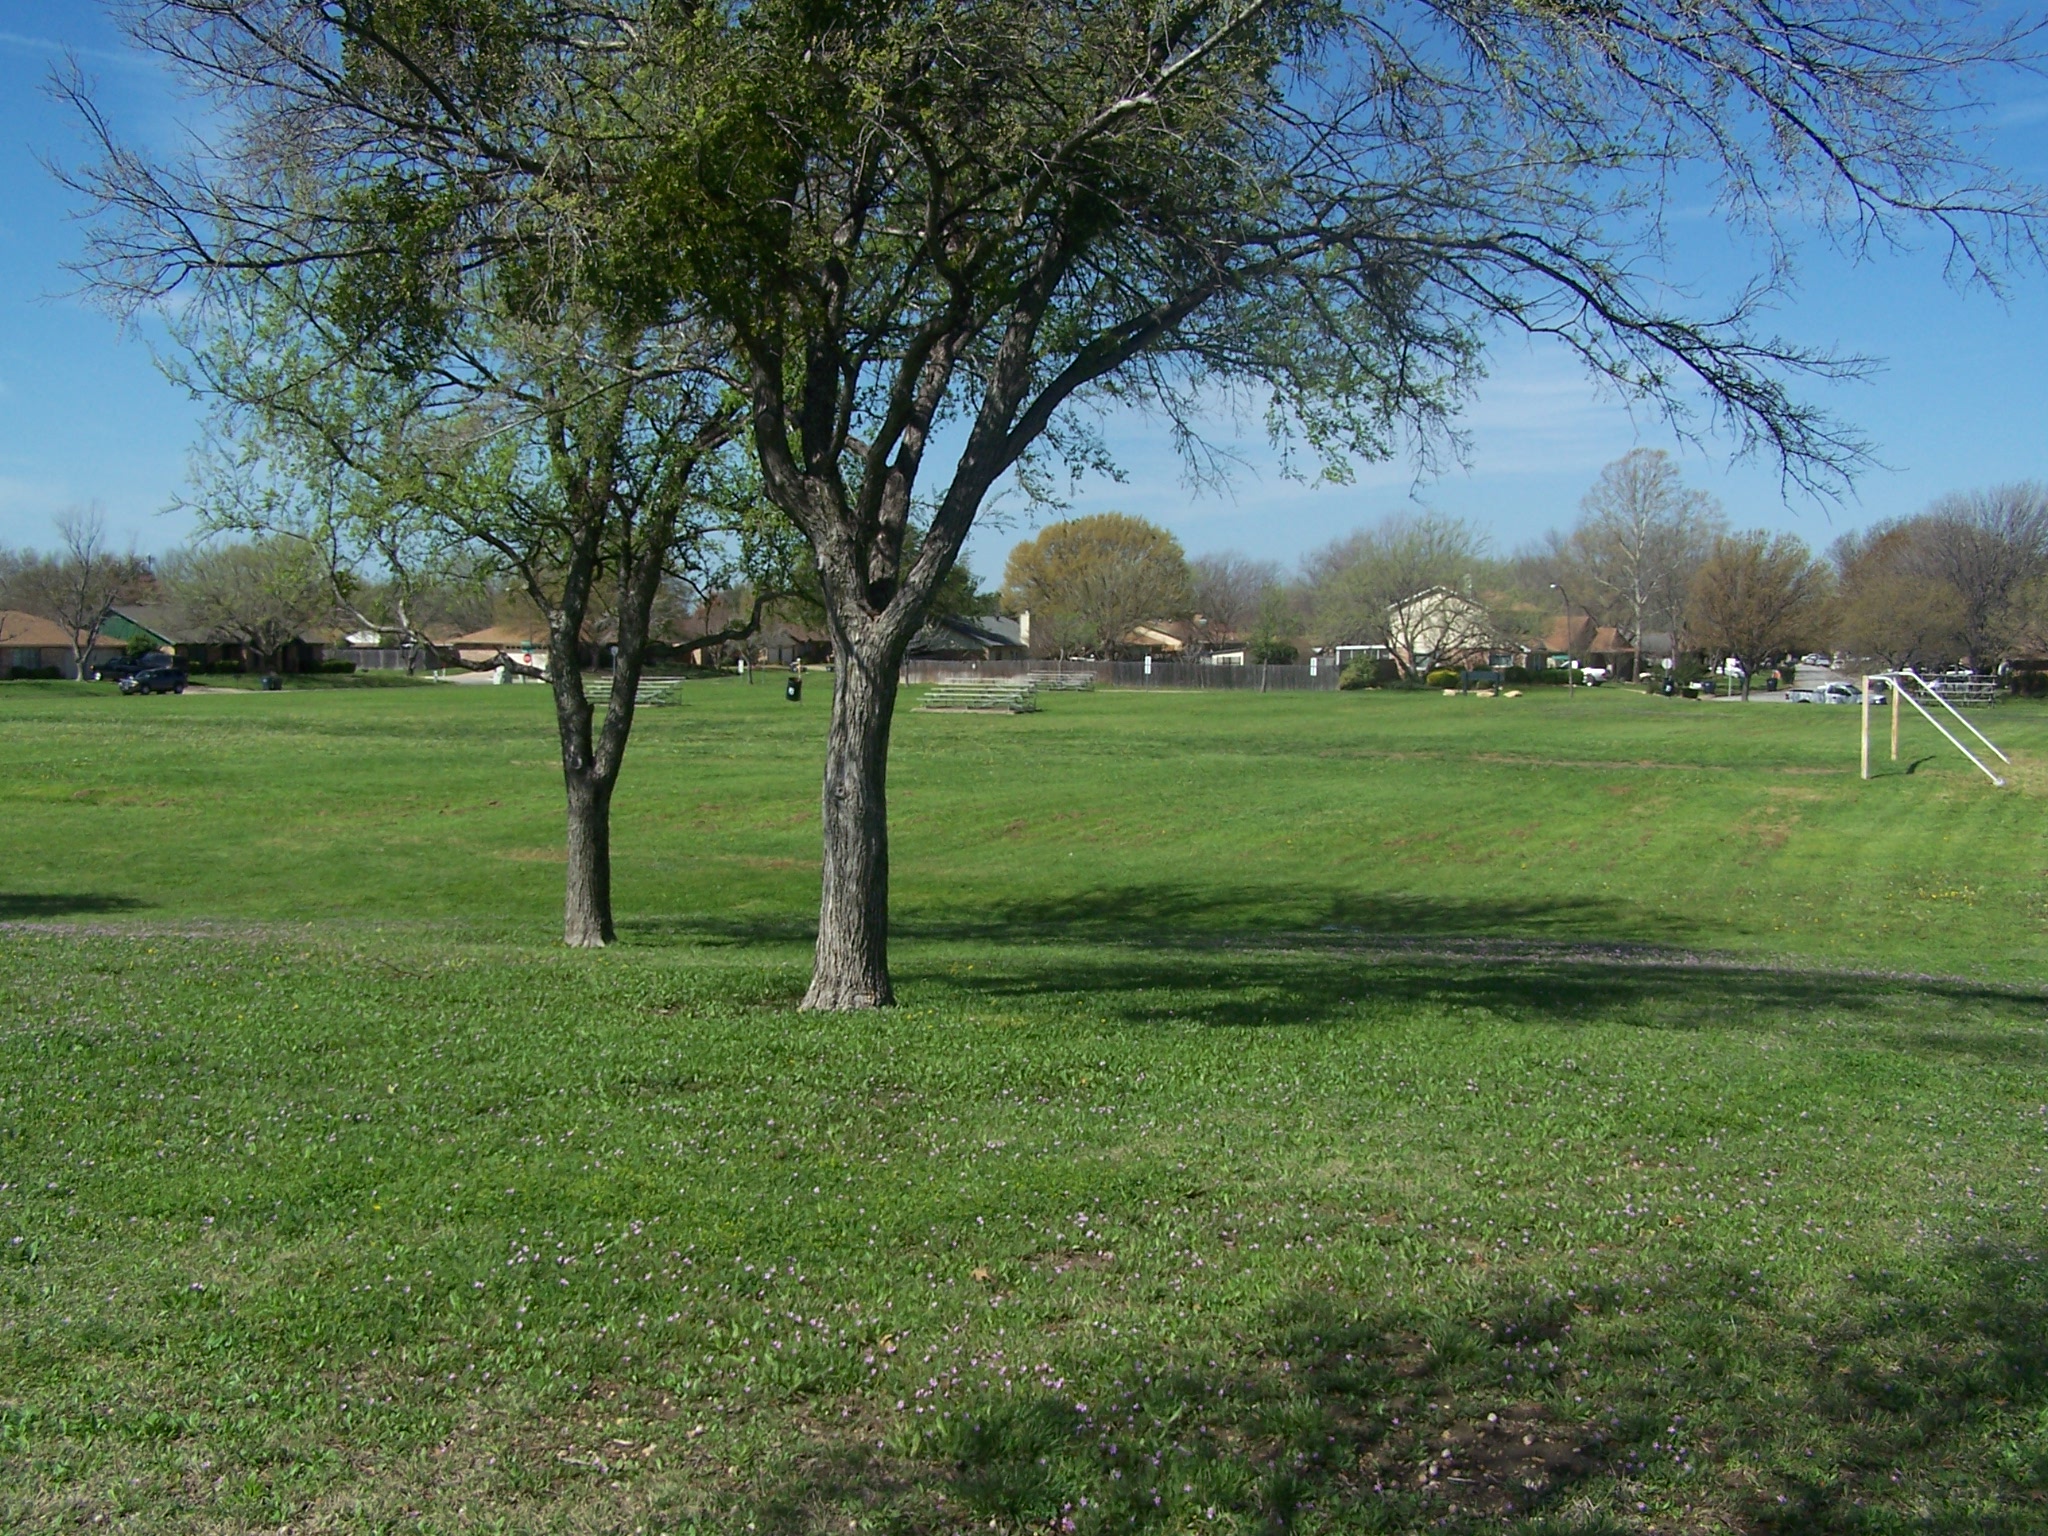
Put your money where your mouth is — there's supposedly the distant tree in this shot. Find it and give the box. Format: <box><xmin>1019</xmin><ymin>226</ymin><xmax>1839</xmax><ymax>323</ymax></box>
<box><xmin>1003</xmin><ymin>515</ymin><xmax>1191</xmax><ymax>658</ymax></box>
<box><xmin>1914</xmin><ymin>485</ymin><xmax>2048</xmax><ymax>666</ymax></box>
<box><xmin>1244</xmin><ymin>588</ymin><xmax>1300</xmax><ymax>664</ymax></box>
<box><xmin>1565</xmin><ymin>451</ymin><xmax>1725</xmax><ymax>677</ymax></box>
<box><xmin>1831</xmin><ymin>523</ymin><xmax>1965</xmax><ymax>669</ymax></box>
<box><xmin>12</xmin><ymin>508</ymin><xmax>150</xmax><ymax>679</ymax></box>
<box><xmin>159</xmin><ymin>537</ymin><xmax>332</xmax><ymax>672</ymax></box>
<box><xmin>1686</xmin><ymin>533</ymin><xmax>1832</xmax><ymax>698</ymax></box>
<box><xmin>1305</xmin><ymin>513</ymin><xmax>1488</xmax><ymax>677</ymax></box>
<box><xmin>1190</xmin><ymin>553</ymin><xmax>1284</xmax><ymax>639</ymax></box>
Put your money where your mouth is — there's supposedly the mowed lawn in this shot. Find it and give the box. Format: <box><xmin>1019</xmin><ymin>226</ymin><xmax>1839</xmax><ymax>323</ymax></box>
<box><xmin>3</xmin><ymin>679</ymin><xmax>2047</xmax><ymax>1534</ymax></box>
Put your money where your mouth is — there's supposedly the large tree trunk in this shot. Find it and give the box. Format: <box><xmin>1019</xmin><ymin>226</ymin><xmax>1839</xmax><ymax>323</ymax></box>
<box><xmin>562</xmin><ymin>764</ymin><xmax>616</xmax><ymax>947</ymax></box>
<box><xmin>802</xmin><ymin>620</ymin><xmax>907</xmax><ymax>1010</ymax></box>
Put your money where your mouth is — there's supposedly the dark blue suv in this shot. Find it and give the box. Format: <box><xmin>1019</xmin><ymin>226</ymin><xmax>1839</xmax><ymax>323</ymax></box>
<box><xmin>119</xmin><ymin>665</ymin><xmax>188</xmax><ymax>695</ymax></box>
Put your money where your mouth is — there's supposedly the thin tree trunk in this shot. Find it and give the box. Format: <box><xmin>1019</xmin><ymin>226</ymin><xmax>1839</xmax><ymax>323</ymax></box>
<box><xmin>562</xmin><ymin>765</ymin><xmax>615</xmax><ymax>947</ymax></box>
<box><xmin>803</xmin><ymin>621</ymin><xmax>905</xmax><ymax>1010</ymax></box>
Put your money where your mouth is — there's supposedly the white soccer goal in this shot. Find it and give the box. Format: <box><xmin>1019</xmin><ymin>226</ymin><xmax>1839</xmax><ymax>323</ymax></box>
<box><xmin>1860</xmin><ymin>671</ymin><xmax>2009</xmax><ymax>787</ymax></box>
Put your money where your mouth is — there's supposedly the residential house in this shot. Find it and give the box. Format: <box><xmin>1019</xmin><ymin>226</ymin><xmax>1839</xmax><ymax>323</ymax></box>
<box><xmin>105</xmin><ymin>604</ymin><xmax>324</xmax><ymax>673</ymax></box>
<box><xmin>449</xmin><ymin>624</ymin><xmax>556</xmax><ymax>674</ymax></box>
<box><xmin>906</xmin><ymin>612</ymin><xmax>1027</xmax><ymax>661</ymax></box>
<box><xmin>1540</xmin><ymin>615</ymin><xmax>1637</xmax><ymax>674</ymax></box>
<box><xmin>1385</xmin><ymin>586</ymin><xmax>1502</xmax><ymax>673</ymax></box>
<box><xmin>0</xmin><ymin>611</ymin><xmax>124</xmax><ymax>678</ymax></box>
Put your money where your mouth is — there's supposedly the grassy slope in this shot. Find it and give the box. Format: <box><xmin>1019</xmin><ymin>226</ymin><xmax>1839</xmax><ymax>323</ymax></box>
<box><xmin>2</xmin><ymin>680</ymin><xmax>2047</xmax><ymax>1534</ymax></box>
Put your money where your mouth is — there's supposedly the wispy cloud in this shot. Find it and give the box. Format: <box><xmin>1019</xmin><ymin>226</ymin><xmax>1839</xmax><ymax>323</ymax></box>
<box><xmin>0</xmin><ymin>29</ymin><xmax>149</xmax><ymax>70</ymax></box>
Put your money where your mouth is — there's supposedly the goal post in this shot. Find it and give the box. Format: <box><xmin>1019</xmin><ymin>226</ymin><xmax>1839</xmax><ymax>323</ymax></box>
<box><xmin>1864</xmin><ymin>670</ymin><xmax>2008</xmax><ymax>787</ymax></box>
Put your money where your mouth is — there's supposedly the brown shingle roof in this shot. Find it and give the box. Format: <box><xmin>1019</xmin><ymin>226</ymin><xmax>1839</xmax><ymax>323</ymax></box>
<box><xmin>0</xmin><ymin>610</ymin><xmax>89</xmax><ymax>648</ymax></box>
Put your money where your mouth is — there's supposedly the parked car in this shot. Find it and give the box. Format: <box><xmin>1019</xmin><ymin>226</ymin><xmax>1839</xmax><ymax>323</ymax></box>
<box><xmin>119</xmin><ymin>665</ymin><xmax>188</xmax><ymax>695</ymax></box>
<box><xmin>1579</xmin><ymin>665</ymin><xmax>1610</xmax><ymax>684</ymax></box>
<box><xmin>93</xmin><ymin>651</ymin><xmax>172</xmax><ymax>683</ymax></box>
<box><xmin>1815</xmin><ymin>681</ymin><xmax>1861</xmax><ymax>705</ymax></box>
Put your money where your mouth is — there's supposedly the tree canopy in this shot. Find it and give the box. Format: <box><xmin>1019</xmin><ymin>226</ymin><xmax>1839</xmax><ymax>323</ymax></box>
<box><xmin>1003</xmin><ymin>515</ymin><xmax>1192</xmax><ymax>658</ymax></box>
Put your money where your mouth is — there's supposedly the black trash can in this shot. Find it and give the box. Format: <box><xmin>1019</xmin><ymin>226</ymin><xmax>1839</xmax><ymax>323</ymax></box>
<box><xmin>785</xmin><ymin>671</ymin><xmax>802</xmax><ymax>702</ymax></box>
<box><xmin>261</xmin><ymin>673</ymin><xmax>283</xmax><ymax>692</ymax></box>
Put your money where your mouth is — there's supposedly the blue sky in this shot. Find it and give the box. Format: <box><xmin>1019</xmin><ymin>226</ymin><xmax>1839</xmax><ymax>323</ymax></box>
<box><xmin>4</xmin><ymin>2</ymin><xmax>2046</xmax><ymax>579</ymax></box>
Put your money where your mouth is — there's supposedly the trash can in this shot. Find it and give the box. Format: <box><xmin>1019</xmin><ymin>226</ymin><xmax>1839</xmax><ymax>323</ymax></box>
<box><xmin>785</xmin><ymin>671</ymin><xmax>802</xmax><ymax>702</ymax></box>
<box><xmin>261</xmin><ymin>673</ymin><xmax>283</xmax><ymax>692</ymax></box>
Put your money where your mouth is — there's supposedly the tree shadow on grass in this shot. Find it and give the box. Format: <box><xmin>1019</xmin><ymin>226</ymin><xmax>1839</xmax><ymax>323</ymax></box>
<box><xmin>729</xmin><ymin>1236</ymin><xmax>2048</xmax><ymax>1531</ymax></box>
<box><xmin>909</xmin><ymin>940</ymin><xmax>2046</xmax><ymax>1064</ymax></box>
<box><xmin>624</xmin><ymin>884</ymin><xmax>1650</xmax><ymax>949</ymax></box>
<box><xmin>0</xmin><ymin>892</ymin><xmax>150</xmax><ymax>920</ymax></box>
<box><xmin>737</xmin><ymin>1231</ymin><xmax>2048</xmax><ymax>1535</ymax></box>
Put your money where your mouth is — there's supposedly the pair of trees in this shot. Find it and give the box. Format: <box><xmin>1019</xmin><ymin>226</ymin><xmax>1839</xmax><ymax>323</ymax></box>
<box><xmin>75</xmin><ymin>0</ymin><xmax>2045</xmax><ymax>1006</ymax></box>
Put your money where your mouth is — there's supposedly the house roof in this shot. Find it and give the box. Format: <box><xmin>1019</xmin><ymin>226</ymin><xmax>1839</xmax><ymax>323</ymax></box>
<box><xmin>1127</xmin><ymin>618</ymin><xmax>1198</xmax><ymax>649</ymax></box>
<box><xmin>907</xmin><ymin>612</ymin><xmax>1024</xmax><ymax>656</ymax></box>
<box><xmin>0</xmin><ymin>610</ymin><xmax>85</xmax><ymax>648</ymax></box>
<box><xmin>106</xmin><ymin>605</ymin><xmax>192</xmax><ymax>645</ymax></box>
<box><xmin>1539</xmin><ymin>616</ymin><xmax>1629</xmax><ymax>654</ymax></box>
<box><xmin>450</xmin><ymin>624</ymin><xmax>551</xmax><ymax>648</ymax></box>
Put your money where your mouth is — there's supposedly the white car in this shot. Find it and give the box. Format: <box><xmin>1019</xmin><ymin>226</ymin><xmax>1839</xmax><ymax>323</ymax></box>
<box><xmin>1579</xmin><ymin>665</ymin><xmax>1610</xmax><ymax>684</ymax></box>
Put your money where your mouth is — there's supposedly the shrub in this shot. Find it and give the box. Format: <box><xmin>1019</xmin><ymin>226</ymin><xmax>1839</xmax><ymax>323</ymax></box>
<box><xmin>1338</xmin><ymin>657</ymin><xmax>1400</xmax><ymax>690</ymax></box>
<box><xmin>6</xmin><ymin>666</ymin><xmax>63</xmax><ymax>681</ymax></box>
<box><xmin>313</xmin><ymin>660</ymin><xmax>358</xmax><ymax>674</ymax></box>
<box><xmin>1425</xmin><ymin>667</ymin><xmax>1462</xmax><ymax>689</ymax></box>
<box><xmin>2009</xmin><ymin>670</ymin><xmax>2048</xmax><ymax>699</ymax></box>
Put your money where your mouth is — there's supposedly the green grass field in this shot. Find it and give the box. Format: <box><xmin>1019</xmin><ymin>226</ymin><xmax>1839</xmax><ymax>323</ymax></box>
<box><xmin>3</xmin><ymin>679</ymin><xmax>2047</xmax><ymax>1534</ymax></box>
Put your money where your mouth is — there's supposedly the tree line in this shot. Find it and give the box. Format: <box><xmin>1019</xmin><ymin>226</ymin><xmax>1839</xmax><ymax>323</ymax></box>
<box><xmin>998</xmin><ymin>454</ymin><xmax>2048</xmax><ymax>693</ymax></box>
<box><xmin>0</xmin><ymin>511</ymin><xmax>771</xmax><ymax>677</ymax></box>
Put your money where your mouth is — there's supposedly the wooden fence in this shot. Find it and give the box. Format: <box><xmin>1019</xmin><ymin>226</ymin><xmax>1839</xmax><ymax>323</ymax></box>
<box><xmin>899</xmin><ymin>657</ymin><xmax>1340</xmax><ymax>691</ymax></box>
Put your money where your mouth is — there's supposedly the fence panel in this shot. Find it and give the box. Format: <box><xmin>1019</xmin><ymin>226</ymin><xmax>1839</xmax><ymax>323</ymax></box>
<box><xmin>899</xmin><ymin>657</ymin><xmax>1339</xmax><ymax>690</ymax></box>
<box><xmin>331</xmin><ymin>647</ymin><xmax>428</xmax><ymax>672</ymax></box>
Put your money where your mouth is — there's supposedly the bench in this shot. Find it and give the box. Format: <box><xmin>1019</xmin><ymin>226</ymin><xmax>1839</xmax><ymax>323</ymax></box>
<box><xmin>919</xmin><ymin>679</ymin><xmax>1039</xmax><ymax>713</ymax></box>
<box><xmin>1028</xmin><ymin>670</ymin><xmax>1095</xmax><ymax>691</ymax></box>
<box><xmin>584</xmin><ymin>676</ymin><xmax>683</xmax><ymax>707</ymax></box>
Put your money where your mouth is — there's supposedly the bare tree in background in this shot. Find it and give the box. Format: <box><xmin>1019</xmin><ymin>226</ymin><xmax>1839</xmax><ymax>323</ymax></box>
<box><xmin>1687</xmin><ymin>532</ymin><xmax>1832</xmax><ymax>698</ymax></box>
<box><xmin>15</xmin><ymin>508</ymin><xmax>148</xmax><ymax>679</ymax></box>
<box><xmin>1305</xmin><ymin>513</ymin><xmax>1488</xmax><ymax>677</ymax></box>
<box><xmin>1915</xmin><ymin>485</ymin><xmax>2048</xmax><ymax>667</ymax></box>
<box><xmin>1565</xmin><ymin>450</ymin><xmax>1724</xmax><ymax>678</ymax></box>
<box><xmin>159</xmin><ymin>537</ymin><xmax>333</xmax><ymax>672</ymax></box>
<box><xmin>1190</xmin><ymin>552</ymin><xmax>1284</xmax><ymax>639</ymax></box>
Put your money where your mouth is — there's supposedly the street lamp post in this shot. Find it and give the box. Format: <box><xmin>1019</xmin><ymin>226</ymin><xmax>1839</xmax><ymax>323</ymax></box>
<box><xmin>1549</xmin><ymin>582</ymin><xmax>1575</xmax><ymax>700</ymax></box>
